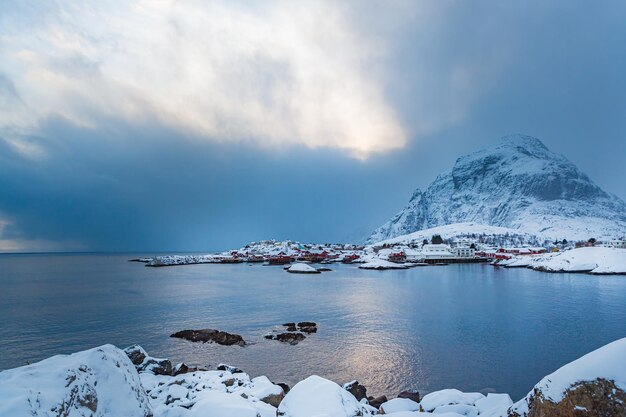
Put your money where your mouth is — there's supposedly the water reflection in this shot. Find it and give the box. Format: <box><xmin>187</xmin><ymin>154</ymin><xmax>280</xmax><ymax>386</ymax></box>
<box><xmin>1</xmin><ymin>253</ymin><xmax>625</xmax><ymax>400</ymax></box>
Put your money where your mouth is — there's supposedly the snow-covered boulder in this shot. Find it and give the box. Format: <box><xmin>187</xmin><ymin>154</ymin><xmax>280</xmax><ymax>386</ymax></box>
<box><xmin>433</xmin><ymin>403</ymin><xmax>478</xmax><ymax>416</ymax></box>
<box><xmin>249</xmin><ymin>375</ymin><xmax>285</xmax><ymax>407</ymax></box>
<box><xmin>508</xmin><ymin>337</ymin><xmax>626</xmax><ymax>416</ymax></box>
<box><xmin>379</xmin><ymin>397</ymin><xmax>420</xmax><ymax>413</ymax></box>
<box><xmin>188</xmin><ymin>391</ymin><xmax>259</xmax><ymax>417</ymax></box>
<box><xmin>474</xmin><ymin>393</ymin><xmax>513</xmax><ymax>417</ymax></box>
<box><xmin>0</xmin><ymin>344</ymin><xmax>152</xmax><ymax>417</ymax></box>
<box><xmin>287</xmin><ymin>263</ymin><xmax>321</xmax><ymax>274</ymax></box>
<box><xmin>358</xmin><ymin>260</ymin><xmax>409</xmax><ymax>270</ymax></box>
<box><xmin>277</xmin><ymin>375</ymin><xmax>371</xmax><ymax>417</ymax></box>
<box><xmin>420</xmin><ymin>389</ymin><xmax>485</xmax><ymax>412</ymax></box>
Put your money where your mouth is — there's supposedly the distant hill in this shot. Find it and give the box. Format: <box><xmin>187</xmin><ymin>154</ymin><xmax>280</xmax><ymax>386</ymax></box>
<box><xmin>368</xmin><ymin>135</ymin><xmax>626</xmax><ymax>244</ymax></box>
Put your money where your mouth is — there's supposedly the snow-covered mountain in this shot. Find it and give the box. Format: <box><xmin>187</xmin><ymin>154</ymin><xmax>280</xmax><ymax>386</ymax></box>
<box><xmin>368</xmin><ymin>135</ymin><xmax>626</xmax><ymax>243</ymax></box>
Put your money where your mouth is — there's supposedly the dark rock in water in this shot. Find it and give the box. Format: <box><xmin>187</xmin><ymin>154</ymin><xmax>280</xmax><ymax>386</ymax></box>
<box><xmin>172</xmin><ymin>363</ymin><xmax>189</xmax><ymax>376</ymax></box>
<box><xmin>282</xmin><ymin>322</ymin><xmax>296</xmax><ymax>327</ymax></box>
<box><xmin>275</xmin><ymin>332</ymin><xmax>306</xmax><ymax>345</ymax></box>
<box><xmin>170</xmin><ymin>329</ymin><xmax>246</xmax><ymax>346</ymax></box>
<box><xmin>138</xmin><ymin>358</ymin><xmax>173</xmax><ymax>376</ymax></box>
<box><xmin>274</xmin><ymin>382</ymin><xmax>290</xmax><ymax>394</ymax></box>
<box><xmin>264</xmin><ymin>334</ymin><xmax>274</xmax><ymax>340</ymax></box>
<box><xmin>300</xmin><ymin>325</ymin><xmax>317</xmax><ymax>334</ymax></box>
<box><xmin>368</xmin><ymin>395</ymin><xmax>388</xmax><ymax>409</ymax></box>
<box><xmin>398</xmin><ymin>389</ymin><xmax>420</xmax><ymax>403</ymax></box>
<box><xmin>123</xmin><ymin>345</ymin><xmax>147</xmax><ymax>366</ymax></box>
<box><xmin>286</xmin><ymin>325</ymin><xmax>297</xmax><ymax>332</ymax></box>
<box><xmin>344</xmin><ymin>380</ymin><xmax>367</xmax><ymax>401</ymax></box>
<box><xmin>297</xmin><ymin>321</ymin><xmax>316</xmax><ymax>328</ymax></box>
<box><xmin>217</xmin><ymin>364</ymin><xmax>244</xmax><ymax>374</ymax></box>
<box><xmin>508</xmin><ymin>378</ymin><xmax>626</xmax><ymax>417</ymax></box>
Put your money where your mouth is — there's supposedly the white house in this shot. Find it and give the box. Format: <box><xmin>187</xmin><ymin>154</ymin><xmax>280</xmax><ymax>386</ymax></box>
<box><xmin>421</xmin><ymin>244</ymin><xmax>456</xmax><ymax>260</ymax></box>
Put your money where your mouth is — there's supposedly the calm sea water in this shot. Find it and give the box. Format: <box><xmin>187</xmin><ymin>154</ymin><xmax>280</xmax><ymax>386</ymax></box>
<box><xmin>1</xmin><ymin>253</ymin><xmax>625</xmax><ymax>400</ymax></box>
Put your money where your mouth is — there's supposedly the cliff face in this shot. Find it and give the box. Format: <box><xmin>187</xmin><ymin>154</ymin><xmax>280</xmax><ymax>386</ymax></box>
<box><xmin>369</xmin><ymin>135</ymin><xmax>626</xmax><ymax>243</ymax></box>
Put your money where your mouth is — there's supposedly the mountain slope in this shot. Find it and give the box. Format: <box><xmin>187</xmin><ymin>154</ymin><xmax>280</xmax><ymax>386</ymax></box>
<box><xmin>368</xmin><ymin>135</ymin><xmax>626</xmax><ymax>243</ymax></box>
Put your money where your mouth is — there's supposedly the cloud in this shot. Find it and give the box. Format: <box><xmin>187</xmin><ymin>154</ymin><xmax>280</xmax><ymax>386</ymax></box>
<box><xmin>0</xmin><ymin>0</ymin><xmax>409</xmax><ymax>158</ymax></box>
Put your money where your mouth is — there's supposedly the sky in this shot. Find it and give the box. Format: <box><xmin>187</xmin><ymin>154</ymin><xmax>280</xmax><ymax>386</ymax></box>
<box><xmin>1</xmin><ymin>0</ymin><xmax>625</xmax><ymax>252</ymax></box>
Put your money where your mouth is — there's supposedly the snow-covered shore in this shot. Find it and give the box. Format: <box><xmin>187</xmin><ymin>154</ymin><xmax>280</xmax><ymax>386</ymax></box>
<box><xmin>1</xmin><ymin>338</ymin><xmax>625</xmax><ymax>416</ymax></box>
<box><xmin>499</xmin><ymin>246</ymin><xmax>626</xmax><ymax>275</ymax></box>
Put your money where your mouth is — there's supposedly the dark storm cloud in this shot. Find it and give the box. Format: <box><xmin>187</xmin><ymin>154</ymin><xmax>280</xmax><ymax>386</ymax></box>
<box><xmin>1</xmin><ymin>1</ymin><xmax>625</xmax><ymax>251</ymax></box>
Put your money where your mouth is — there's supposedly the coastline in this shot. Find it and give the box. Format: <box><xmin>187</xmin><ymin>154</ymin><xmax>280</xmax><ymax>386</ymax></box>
<box><xmin>1</xmin><ymin>339</ymin><xmax>625</xmax><ymax>416</ymax></box>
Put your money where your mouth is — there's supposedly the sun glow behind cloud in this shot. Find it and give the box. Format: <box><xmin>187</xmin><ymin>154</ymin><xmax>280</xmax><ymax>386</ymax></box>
<box><xmin>1</xmin><ymin>0</ymin><xmax>407</xmax><ymax>158</ymax></box>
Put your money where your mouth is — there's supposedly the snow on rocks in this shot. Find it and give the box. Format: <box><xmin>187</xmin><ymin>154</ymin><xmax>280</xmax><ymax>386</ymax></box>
<box><xmin>287</xmin><ymin>263</ymin><xmax>321</xmax><ymax>274</ymax></box>
<box><xmin>420</xmin><ymin>389</ymin><xmax>485</xmax><ymax>412</ymax></box>
<box><xmin>528</xmin><ymin>246</ymin><xmax>626</xmax><ymax>275</ymax></box>
<box><xmin>379</xmin><ymin>397</ymin><xmax>420</xmax><ymax>413</ymax></box>
<box><xmin>508</xmin><ymin>337</ymin><xmax>626</xmax><ymax>416</ymax></box>
<box><xmin>277</xmin><ymin>375</ymin><xmax>371</xmax><ymax>417</ymax></box>
<box><xmin>359</xmin><ymin>259</ymin><xmax>410</xmax><ymax>270</ymax></box>
<box><xmin>0</xmin><ymin>344</ymin><xmax>152</xmax><ymax>417</ymax></box>
<box><xmin>474</xmin><ymin>393</ymin><xmax>513</xmax><ymax>417</ymax></box>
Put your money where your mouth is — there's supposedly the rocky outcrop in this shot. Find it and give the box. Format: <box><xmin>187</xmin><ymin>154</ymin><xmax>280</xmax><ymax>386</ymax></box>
<box><xmin>170</xmin><ymin>328</ymin><xmax>246</xmax><ymax>346</ymax></box>
<box><xmin>508</xmin><ymin>337</ymin><xmax>626</xmax><ymax>417</ymax></box>
<box><xmin>0</xmin><ymin>344</ymin><xmax>152</xmax><ymax>417</ymax></box>
<box><xmin>509</xmin><ymin>378</ymin><xmax>626</xmax><ymax>417</ymax></box>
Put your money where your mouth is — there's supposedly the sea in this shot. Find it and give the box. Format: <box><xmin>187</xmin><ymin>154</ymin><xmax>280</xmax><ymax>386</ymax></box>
<box><xmin>1</xmin><ymin>252</ymin><xmax>625</xmax><ymax>400</ymax></box>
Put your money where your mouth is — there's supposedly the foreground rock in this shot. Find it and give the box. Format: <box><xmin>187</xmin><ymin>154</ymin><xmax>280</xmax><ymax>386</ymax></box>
<box><xmin>508</xmin><ymin>337</ymin><xmax>626</xmax><ymax>417</ymax></box>
<box><xmin>277</xmin><ymin>375</ymin><xmax>373</xmax><ymax>417</ymax></box>
<box><xmin>0</xmin><ymin>344</ymin><xmax>152</xmax><ymax>417</ymax></box>
<box><xmin>170</xmin><ymin>329</ymin><xmax>246</xmax><ymax>346</ymax></box>
<box><xmin>343</xmin><ymin>380</ymin><xmax>368</xmax><ymax>401</ymax></box>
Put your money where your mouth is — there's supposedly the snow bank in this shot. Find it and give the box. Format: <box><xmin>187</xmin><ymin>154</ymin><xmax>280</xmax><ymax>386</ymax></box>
<box><xmin>529</xmin><ymin>246</ymin><xmax>626</xmax><ymax>274</ymax></box>
<box><xmin>0</xmin><ymin>344</ymin><xmax>152</xmax><ymax>417</ymax></box>
<box><xmin>509</xmin><ymin>337</ymin><xmax>626</xmax><ymax>416</ymax></box>
<box><xmin>277</xmin><ymin>375</ymin><xmax>370</xmax><ymax>417</ymax></box>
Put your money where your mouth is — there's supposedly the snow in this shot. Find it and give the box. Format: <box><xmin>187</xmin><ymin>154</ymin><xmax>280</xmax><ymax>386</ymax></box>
<box><xmin>419</xmin><ymin>389</ymin><xmax>485</xmax><ymax>412</ymax></box>
<box><xmin>188</xmin><ymin>391</ymin><xmax>259</xmax><ymax>417</ymax></box>
<box><xmin>509</xmin><ymin>336</ymin><xmax>626</xmax><ymax>416</ymax></box>
<box><xmin>379</xmin><ymin>397</ymin><xmax>420</xmax><ymax>413</ymax></box>
<box><xmin>358</xmin><ymin>259</ymin><xmax>409</xmax><ymax>270</ymax></box>
<box><xmin>474</xmin><ymin>393</ymin><xmax>513</xmax><ymax>417</ymax></box>
<box><xmin>527</xmin><ymin>246</ymin><xmax>626</xmax><ymax>274</ymax></box>
<box><xmin>433</xmin><ymin>403</ymin><xmax>478</xmax><ymax>416</ymax></box>
<box><xmin>287</xmin><ymin>263</ymin><xmax>320</xmax><ymax>273</ymax></box>
<box><xmin>0</xmin><ymin>344</ymin><xmax>152</xmax><ymax>417</ymax></box>
<box><xmin>277</xmin><ymin>375</ymin><xmax>370</xmax><ymax>417</ymax></box>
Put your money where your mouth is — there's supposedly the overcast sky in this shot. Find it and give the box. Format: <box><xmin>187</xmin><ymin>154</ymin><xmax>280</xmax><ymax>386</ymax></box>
<box><xmin>1</xmin><ymin>0</ymin><xmax>625</xmax><ymax>252</ymax></box>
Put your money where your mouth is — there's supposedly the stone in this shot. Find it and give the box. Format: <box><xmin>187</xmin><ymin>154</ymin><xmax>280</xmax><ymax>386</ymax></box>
<box><xmin>397</xmin><ymin>389</ymin><xmax>420</xmax><ymax>403</ymax></box>
<box><xmin>275</xmin><ymin>333</ymin><xmax>306</xmax><ymax>345</ymax></box>
<box><xmin>123</xmin><ymin>344</ymin><xmax>148</xmax><ymax>366</ymax></box>
<box><xmin>368</xmin><ymin>395</ymin><xmax>388</xmax><ymax>409</ymax></box>
<box><xmin>508</xmin><ymin>378</ymin><xmax>626</xmax><ymax>417</ymax></box>
<box><xmin>343</xmin><ymin>380</ymin><xmax>367</xmax><ymax>401</ymax></box>
<box><xmin>170</xmin><ymin>329</ymin><xmax>246</xmax><ymax>346</ymax></box>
